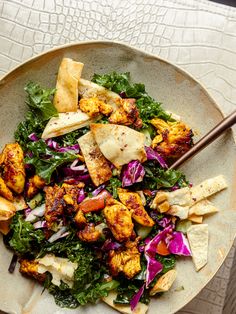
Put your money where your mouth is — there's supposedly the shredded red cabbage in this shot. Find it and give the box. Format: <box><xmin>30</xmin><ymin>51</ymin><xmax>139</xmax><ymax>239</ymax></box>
<box><xmin>166</xmin><ymin>231</ymin><xmax>191</xmax><ymax>256</ymax></box>
<box><xmin>92</xmin><ymin>185</ymin><xmax>106</xmax><ymax>196</ymax></box>
<box><xmin>121</xmin><ymin>160</ymin><xmax>145</xmax><ymax>187</ymax></box>
<box><xmin>28</xmin><ymin>133</ymin><xmax>39</xmax><ymax>142</ymax></box>
<box><xmin>48</xmin><ymin>227</ymin><xmax>69</xmax><ymax>243</ymax></box>
<box><xmin>77</xmin><ymin>189</ymin><xmax>86</xmax><ymax>203</ymax></box>
<box><xmin>130</xmin><ymin>284</ymin><xmax>145</xmax><ymax>311</ymax></box>
<box><xmin>46</xmin><ymin>139</ymin><xmax>80</xmax><ymax>153</ymax></box>
<box><xmin>102</xmin><ymin>239</ymin><xmax>122</xmax><ymax>251</ymax></box>
<box><xmin>144</xmin><ymin>226</ymin><xmax>173</xmax><ymax>287</ymax></box>
<box><xmin>145</xmin><ymin>254</ymin><xmax>163</xmax><ymax>288</ymax></box>
<box><xmin>33</xmin><ymin>220</ymin><xmax>47</xmax><ymax>229</ymax></box>
<box><xmin>145</xmin><ymin>146</ymin><xmax>168</xmax><ymax>168</ymax></box>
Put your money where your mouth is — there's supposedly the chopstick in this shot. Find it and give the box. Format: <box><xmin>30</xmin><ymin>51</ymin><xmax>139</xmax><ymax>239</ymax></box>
<box><xmin>169</xmin><ymin>110</ymin><xmax>236</xmax><ymax>170</ymax></box>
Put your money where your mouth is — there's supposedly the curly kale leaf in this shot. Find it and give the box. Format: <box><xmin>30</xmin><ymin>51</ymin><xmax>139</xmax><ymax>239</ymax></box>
<box><xmin>106</xmin><ymin>177</ymin><xmax>122</xmax><ymax>199</ymax></box>
<box><xmin>136</xmin><ymin>160</ymin><xmax>188</xmax><ymax>190</ymax></box>
<box><xmin>25</xmin><ymin>140</ymin><xmax>77</xmax><ymax>183</ymax></box>
<box><xmin>41</xmin><ymin>236</ymin><xmax>119</xmax><ymax>307</ymax></box>
<box><xmin>8</xmin><ymin>212</ymin><xmax>45</xmax><ymax>256</ymax></box>
<box><xmin>15</xmin><ymin>82</ymin><xmax>57</xmax><ymax>150</ymax></box>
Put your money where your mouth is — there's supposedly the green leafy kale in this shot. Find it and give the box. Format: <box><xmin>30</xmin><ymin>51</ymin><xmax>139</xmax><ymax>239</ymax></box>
<box><xmin>25</xmin><ymin>140</ymin><xmax>77</xmax><ymax>183</ymax></box>
<box><xmin>106</xmin><ymin>177</ymin><xmax>122</xmax><ymax>199</ymax></box>
<box><xmin>92</xmin><ymin>72</ymin><xmax>173</xmax><ymax>127</ymax></box>
<box><xmin>115</xmin><ymin>281</ymin><xmax>150</xmax><ymax>305</ymax></box>
<box><xmin>40</xmin><ymin>234</ymin><xmax>119</xmax><ymax>307</ymax></box>
<box><xmin>24</xmin><ymin>82</ymin><xmax>57</xmax><ymax>121</ymax></box>
<box><xmin>15</xmin><ymin>82</ymin><xmax>57</xmax><ymax>150</ymax></box>
<box><xmin>85</xmin><ymin>212</ymin><xmax>105</xmax><ymax>224</ymax></box>
<box><xmin>54</xmin><ymin>126</ymin><xmax>89</xmax><ymax>146</ymax></box>
<box><xmin>8</xmin><ymin>212</ymin><xmax>45</xmax><ymax>255</ymax></box>
<box><xmin>136</xmin><ymin>160</ymin><xmax>188</xmax><ymax>190</ymax></box>
<box><xmin>156</xmin><ymin>255</ymin><xmax>176</xmax><ymax>274</ymax></box>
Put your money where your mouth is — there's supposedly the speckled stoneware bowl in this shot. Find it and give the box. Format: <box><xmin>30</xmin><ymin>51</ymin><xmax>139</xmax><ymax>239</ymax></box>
<box><xmin>0</xmin><ymin>41</ymin><xmax>235</xmax><ymax>314</ymax></box>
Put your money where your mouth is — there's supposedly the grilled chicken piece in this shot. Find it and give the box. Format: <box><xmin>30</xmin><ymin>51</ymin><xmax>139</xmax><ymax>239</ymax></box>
<box><xmin>118</xmin><ymin>188</ymin><xmax>155</xmax><ymax>227</ymax></box>
<box><xmin>19</xmin><ymin>259</ymin><xmax>46</xmax><ymax>283</ymax></box>
<box><xmin>108</xmin><ymin>238</ymin><xmax>141</xmax><ymax>279</ymax></box>
<box><xmin>44</xmin><ymin>185</ymin><xmax>65</xmax><ymax>228</ymax></box>
<box><xmin>1</xmin><ymin>143</ymin><xmax>25</xmax><ymax>194</ymax></box>
<box><xmin>44</xmin><ymin>183</ymin><xmax>84</xmax><ymax>228</ymax></box>
<box><xmin>74</xmin><ymin>210</ymin><xmax>87</xmax><ymax>228</ymax></box>
<box><xmin>103</xmin><ymin>199</ymin><xmax>133</xmax><ymax>242</ymax></box>
<box><xmin>0</xmin><ymin>177</ymin><xmax>13</xmax><ymax>201</ymax></box>
<box><xmin>26</xmin><ymin>175</ymin><xmax>46</xmax><ymax>199</ymax></box>
<box><xmin>150</xmin><ymin>118</ymin><xmax>193</xmax><ymax>160</ymax></box>
<box><xmin>62</xmin><ymin>182</ymin><xmax>84</xmax><ymax>212</ymax></box>
<box><xmin>77</xmin><ymin>223</ymin><xmax>101</xmax><ymax>242</ymax></box>
<box><xmin>79</xmin><ymin>97</ymin><xmax>113</xmax><ymax>117</ymax></box>
<box><xmin>109</xmin><ymin>98</ymin><xmax>142</xmax><ymax>128</ymax></box>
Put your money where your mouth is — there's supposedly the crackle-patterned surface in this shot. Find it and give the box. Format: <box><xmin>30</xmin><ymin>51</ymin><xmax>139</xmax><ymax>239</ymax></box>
<box><xmin>0</xmin><ymin>1</ymin><xmax>235</xmax><ymax>314</ymax></box>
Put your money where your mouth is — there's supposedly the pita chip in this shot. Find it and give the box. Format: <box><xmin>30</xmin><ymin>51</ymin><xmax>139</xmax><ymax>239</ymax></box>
<box><xmin>167</xmin><ymin>205</ymin><xmax>189</xmax><ymax>220</ymax></box>
<box><xmin>188</xmin><ymin>214</ymin><xmax>203</xmax><ymax>224</ymax></box>
<box><xmin>78</xmin><ymin>78</ymin><xmax>120</xmax><ymax>109</ymax></box>
<box><xmin>187</xmin><ymin>224</ymin><xmax>208</xmax><ymax>271</ymax></box>
<box><xmin>189</xmin><ymin>199</ymin><xmax>219</xmax><ymax>216</ymax></box>
<box><xmin>190</xmin><ymin>175</ymin><xmax>227</xmax><ymax>204</ymax></box>
<box><xmin>53</xmin><ymin>58</ymin><xmax>84</xmax><ymax>112</ymax></box>
<box><xmin>103</xmin><ymin>291</ymin><xmax>148</xmax><ymax>314</ymax></box>
<box><xmin>150</xmin><ymin>269</ymin><xmax>177</xmax><ymax>295</ymax></box>
<box><xmin>90</xmin><ymin>123</ymin><xmax>147</xmax><ymax>168</ymax></box>
<box><xmin>78</xmin><ymin>131</ymin><xmax>112</xmax><ymax>186</ymax></box>
<box><xmin>42</xmin><ymin>110</ymin><xmax>96</xmax><ymax>139</ymax></box>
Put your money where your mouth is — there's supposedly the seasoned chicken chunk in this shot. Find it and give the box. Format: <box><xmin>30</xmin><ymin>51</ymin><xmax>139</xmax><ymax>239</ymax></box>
<box><xmin>109</xmin><ymin>98</ymin><xmax>142</xmax><ymax>128</ymax></box>
<box><xmin>150</xmin><ymin>118</ymin><xmax>193</xmax><ymax>160</ymax></box>
<box><xmin>1</xmin><ymin>143</ymin><xmax>25</xmax><ymax>194</ymax></box>
<box><xmin>0</xmin><ymin>196</ymin><xmax>16</xmax><ymax>221</ymax></box>
<box><xmin>19</xmin><ymin>259</ymin><xmax>46</xmax><ymax>283</ymax></box>
<box><xmin>103</xmin><ymin>199</ymin><xmax>133</xmax><ymax>242</ymax></box>
<box><xmin>0</xmin><ymin>177</ymin><xmax>13</xmax><ymax>201</ymax></box>
<box><xmin>108</xmin><ymin>238</ymin><xmax>141</xmax><ymax>279</ymax></box>
<box><xmin>44</xmin><ymin>183</ymin><xmax>84</xmax><ymax>228</ymax></box>
<box><xmin>26</xmin><ymin>175</ymin><xmax>46</xmax><ymax>199</ymax></box>
<box><xmin>79</xmin><ymin>97</ymin><xmax>113</xmax><ymax>117</ymax></box>
<box><xmin>74</xmin><ymin>209</ymin><xmax>87</xmax><ymax>228</ymax></box>
<box><xmin>44</xmin><ymin>185</ymin><xmax>65</xmax><ymax>228</ymax></box>
<box><xmin>62</xmin><ymin>182</ymin><xmax>84</xmax><ymax>212</ymax></box>
<box><xmin>77</xmin><ymin>223</ymin><xmax>101</xmax><ymax>242</ymax></box>
<box><xmin>118</xmin><ymin>188</ymin><xmax>155</xmax><ymax>227</ymax></box>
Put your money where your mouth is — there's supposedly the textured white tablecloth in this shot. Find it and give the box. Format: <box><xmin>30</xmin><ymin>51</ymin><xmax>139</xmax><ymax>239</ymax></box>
<box><xmin>0</xmin><ymin>0</ymin><xmax>235</xmax><ymax>313</ymax></box>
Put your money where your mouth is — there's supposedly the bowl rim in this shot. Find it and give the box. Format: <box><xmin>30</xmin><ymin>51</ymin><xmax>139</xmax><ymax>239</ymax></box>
<box><xmin>0</xmin><ymin>40</ymin><xmax>235</xmax><ymax>313</ymax></box>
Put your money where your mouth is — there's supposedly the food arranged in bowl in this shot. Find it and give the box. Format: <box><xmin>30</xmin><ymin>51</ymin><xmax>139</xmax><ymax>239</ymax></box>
<box><xmin>0</xmin><ymin>58</ymin><xmax>227</xmax><ymax>314</ymax></box>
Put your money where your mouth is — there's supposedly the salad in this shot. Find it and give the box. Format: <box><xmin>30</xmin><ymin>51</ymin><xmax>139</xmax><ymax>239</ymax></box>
<box><xmin>0</xmin><ymin>58</ymin><xmax>227</xmax><ymax>314</ymax></box>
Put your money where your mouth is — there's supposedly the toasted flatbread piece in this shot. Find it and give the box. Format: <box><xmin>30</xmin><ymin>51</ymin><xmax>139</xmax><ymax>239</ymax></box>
<box><xmin>103</xmin><ymin>291</ymin><xmax>148</xmax><ymax>314</ymax></box>
<box><xmin>78</xmin><ymin>78</ymin><xmax>120</xmax><ymax>109</ymax></box>
<box><xmin>150</xmin><ymin>269</ymin><xmax>177</xmax><ymax>295</ymax></box>
<box><xmin>189</xmin><ymin>199</ymin><xmax>219</xmax><ymax>216</ymax></box>
<box><xmin>91</xmin><ymin>124</ymin><xmax>147</xmax><ymax>168</ymax></box>
<box><xmin>78</xmin><ymin>131</ymin><xmax>112</xmax><ymax>186</ymax></box>
<box><xmin>42</xmin><ymin>110</ymin><xmax>96</xmax><ymax>139</ymax></box>
<box><xmin>0</xmin><ymin>196</ymin><xmax>16</xmax><ymax>221</ymax></box>
<box><xmin>167</xmin><ymin>205</ymin><xmax>189</xmax><ymax>220</ymax></box>
<box><xmin>167</xmin><ymin>187</ymin><xmax>191</xmax><ymax>206</ymax></box>
<box><xmin>187</xmin><ymin>224</ymin><xmax>208</xmax><ymax>271</ymax></box>
<box><xmin>191</xmin><ymin>175</ymin><xmax>227</xmax><ymax>204</ymax></box>
<box><xmin>151</xmin><ymin>187</ymin><xmax>191</xmax><ymax>212</ymax></box>
<box><xmin>53</xmin><ymin>58</ymin><xmax>84</xmax><ymax>112</ymax></box>
<box><xmin>188</xmin><ymin>214</ymin><xmax>203</xmax><ymax>224</ymax></box>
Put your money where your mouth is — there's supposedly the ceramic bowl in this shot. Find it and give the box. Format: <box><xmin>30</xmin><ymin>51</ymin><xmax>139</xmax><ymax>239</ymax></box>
<box><xmin>0</xmin><ymin>41</ymin><xmax>235</xmax><ymax>314</ymax></box>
